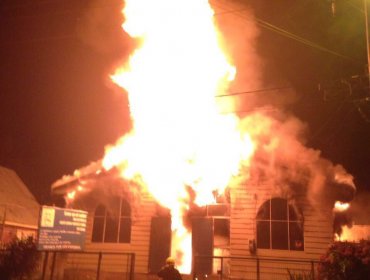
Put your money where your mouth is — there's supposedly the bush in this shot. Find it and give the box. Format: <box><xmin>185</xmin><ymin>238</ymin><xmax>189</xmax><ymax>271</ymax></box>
<box><xmin>287</xmin><ymin>269</ymin><xmax>313</xmax><ymax>280</ymax></box>
<box><xmin>317</xmin><ymin>240</ymin><xmax>370</xmax><ymax>280</ymax></box>
<box><xmin>0</xmin><ymin>237</ymin><xmax>41</xmax><ymax>279</ymax></box>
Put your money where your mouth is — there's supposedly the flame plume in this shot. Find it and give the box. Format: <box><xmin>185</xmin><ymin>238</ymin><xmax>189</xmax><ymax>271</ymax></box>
<box><xmin>51</xmin><ymin>0</ymin><xmax>358</xmax><ymax>271</ymax></box>
<box><xmin>102</xmin><ymin>0</ymin><xmax>254</xmax><ymax>273</ymax></box>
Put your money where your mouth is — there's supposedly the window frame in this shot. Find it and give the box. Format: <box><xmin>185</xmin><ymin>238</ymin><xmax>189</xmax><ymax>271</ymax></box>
<box><xmin>91</xmin><ymin>197</ymin><xmax>131</xmax><ymax>244</ymax></box>
<box><xmin>256</xmin><ymin>198</ymin><xmax>304</xmax><ymax>251</ymax></box>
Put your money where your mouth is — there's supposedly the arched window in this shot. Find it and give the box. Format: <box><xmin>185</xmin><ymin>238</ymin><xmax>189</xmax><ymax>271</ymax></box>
<box><xmin>91</xmin><ymin>197</ymin><xmax>131</xmax><ymax>243</ymax></box>
<box><xmin>256</xmin><ymin>198</ymin><xmax>303</xmax><ymax>251</ymax></box>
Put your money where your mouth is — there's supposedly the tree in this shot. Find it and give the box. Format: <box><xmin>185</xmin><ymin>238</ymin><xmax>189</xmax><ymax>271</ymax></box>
<box><xmin>0</xmin><ymin>237</ymin><xmax>41</xmax><ymax>280</ymax></box>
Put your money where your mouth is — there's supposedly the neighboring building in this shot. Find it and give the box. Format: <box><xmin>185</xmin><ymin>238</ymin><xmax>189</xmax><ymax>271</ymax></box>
<box><xmin>0</xmin><ymin>166</ymin><xmax>40</xmax><ymax>244</ymax></box>
<box><xmin>51</xmin><ymin>161</ymin><xmax>352</xmax><ymax>280</ymax></box>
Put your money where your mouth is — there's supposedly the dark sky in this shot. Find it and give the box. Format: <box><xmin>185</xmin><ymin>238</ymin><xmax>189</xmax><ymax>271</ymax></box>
<box><xmin>0</xmin><ymin>0</ymin><xmax>369</xmax><ymax>204</ymax></box>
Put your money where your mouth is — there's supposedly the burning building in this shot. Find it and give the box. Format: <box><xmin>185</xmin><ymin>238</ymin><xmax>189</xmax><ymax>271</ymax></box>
<box><xmin>51</xmin><ymin>115</ymin><xmax>355</xmax><ymax>279</ymax></box>
<box><xmin>50</xmin><ymin>0</ymin><xmax>356</xmax><ymax>279</ymax></box>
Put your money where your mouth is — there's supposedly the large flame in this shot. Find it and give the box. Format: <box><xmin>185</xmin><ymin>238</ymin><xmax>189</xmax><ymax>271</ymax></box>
<box><xmin>102</xmin><ymin>0</ymin><xmax>254</xmax><ymax>273</ymax></box>
<box><xmin>335</xmin><ymin>224</ymin><xmax>370</xmax><ymax>242</ymax></box>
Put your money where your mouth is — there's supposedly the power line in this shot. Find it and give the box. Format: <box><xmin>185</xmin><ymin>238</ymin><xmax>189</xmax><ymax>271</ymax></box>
<box><xmin>255</xmin><ymin>18</ymin><xmax>356</xmax><ymax>62</ymax></box>
<box><xmin>212</xmin><ymin>2</ymin><xmax>361</xmax><ymax>64</ymax></box>
<box><xmin>0</xmin><ymin>0</ymin><xmax>362</xmax><ymax>65</ymax></box>
<box><xmin>216</xmin><ymin>86</ymin><xmax>292</xmax><ymax>98</ymax></box>
<box><xmin>220</xmin><ymin>106</ymin><xmax>279</xmax><ymax>115</ymax></box>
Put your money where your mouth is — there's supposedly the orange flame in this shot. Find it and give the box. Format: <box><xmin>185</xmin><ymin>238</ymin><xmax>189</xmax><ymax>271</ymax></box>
<box><xmin>67</xmin><ymin>190</ymin><xmax>76</xmax><ymax>200</ymax></box>
<box><xmin>103</xmin><ymin>0</ymin><xmax>254</xmax><ymax>273</ymax></box>
<box><xmin>334</xmin><ymin>201</ymin><xmax>350</xmax><ymax>212</ymax></box>
<box><xmin>335</xmin><ymin>224</ymin><xmax>370</xmax><ymax>242</ymax></box>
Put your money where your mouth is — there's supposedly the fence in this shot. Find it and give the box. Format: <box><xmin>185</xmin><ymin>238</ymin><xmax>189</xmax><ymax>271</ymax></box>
<box><xmin>39</xmin><ymin>251</ymin><xmax>135</xmax><ymax>280</ymax></box>
<box><xmin>193</xmin><ymin>255</ymin><xmax>318</xmax><ymax>280</ymax></box>
<box><xmin>1</xmin><ymin>249</ymin><xmax>135</xmax><ymax>280</ymax></box>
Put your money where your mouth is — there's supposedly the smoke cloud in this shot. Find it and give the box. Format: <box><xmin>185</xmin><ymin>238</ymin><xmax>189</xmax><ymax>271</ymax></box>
<box><xmin>213</xmin><ymin>0</ymin><xmax>356</xmax><ymax>234</ymax></box>
<box><xmin>213</xmin><ymin>0</ymin><xmax>298</xmax><ymax>114</ymax></box>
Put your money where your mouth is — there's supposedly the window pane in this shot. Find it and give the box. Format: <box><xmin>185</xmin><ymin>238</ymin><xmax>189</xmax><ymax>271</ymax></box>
<box><xmin>121</xmin><ymin>199</ymin><xmax>131</xmax><ymax>216</ymax></box>
<box><xmin>271</xmin><ymin>221</ymin><xmax>288</xmax><ymax>249</ymax></box>
<box><xmin>271</xmin><ymin>198</ymin><xmax>287</xmax><ymax>220</ymax></box>
<box><xmin>95</xmin><ymin>205</ymin><xmax>106</xmax><ymax>216</ymax></box>
<box><xmin>256</xmin><ymin>200</ymin><xmax>270</xmax><ymax>220</ymax></box>
<box><xmin>214</xmin><ymin>219</ymin><xmax>229</xmax><ymax>237</ymax></box>
<box><xmin>214</xmin><ymin>219</ymin><xmax>230</xmax><ymax>246</ymax></box>
<box><xmin>104</xmin><ymin>215</ymin><xmax>119</xmax><ymax>242</ymax></box>
<box><xmin>257</xmin><ymin>221</ymin><xmax>270</xmax><ymax>249</ymax></box>
<box><xmin>119</xmin><ymin>218</ymin><xmax>131</xmax><ymax>243</ymax></box>
<box><xmin>107</xmin><ymin>197</ymin><xmax>120</xmax><ymax>216</ymax></box>
<box><xmin>289</xmin><ymin>222</ymin><xmax>304</xmax><ymax>251</ymax></box>
<box><xmin>288</xmin><ymin>205</ymin><xmax>298</xmax><ymax>221</ymax></box>
<box><xmin>92</xmin><ymin>217</ymin><xmax>104</xmax><ymax>242</ymax></box>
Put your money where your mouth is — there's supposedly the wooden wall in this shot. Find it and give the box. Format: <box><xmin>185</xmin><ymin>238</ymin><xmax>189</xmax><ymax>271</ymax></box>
<box><xmin>229</xmin><ymin>179</ymin><xmax>333</xmax><ymax>279</ymax></box>
<box><xmin>0</xmin><ymin>224</ymin><xmax>37</xmax><ymax>244</ymax></box>
<box><xmin>64</xmin><ymin>192</ymin><xmax>157</xmax><ymax>275</ymax></box>
<box><xmin>60</xmin><ymin>178</ymin><xmax>335</xmax><ymax>279</ymax></box>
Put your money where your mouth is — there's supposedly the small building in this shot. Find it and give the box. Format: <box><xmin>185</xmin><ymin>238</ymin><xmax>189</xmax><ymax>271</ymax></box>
<box><xmin>51</xmin><ymin>159</ymin><xmax>355</xmax><ymax>280</ymax></box>
<box><xmin>0</xmin><ymin>166</ymin><xmax>40</xmax><ymax>245</ymax></box>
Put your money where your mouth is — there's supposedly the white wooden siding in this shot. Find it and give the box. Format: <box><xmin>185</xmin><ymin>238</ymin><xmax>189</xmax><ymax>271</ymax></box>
<box><xmin>64</xmin><ymin>192</ymin><xmax>157</xmax><ymax>274</ymax></box>
<box><xmin>229</xmin><ymin>180</ymin><xmax>334</xmax><ymax>279</ymax></box>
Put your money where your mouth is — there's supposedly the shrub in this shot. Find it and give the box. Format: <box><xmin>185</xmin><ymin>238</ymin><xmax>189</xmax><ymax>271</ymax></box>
<box><xmin>317</xmin><ymin>240</ymin><xmax>370</xmax><ymax>280</ymax></box>
<box><xmin>287</xmin><ymin>269</ymin><xmax>313</xmax><ymax>280</ymax></box>
<box><xmin>0</xmin><ymin>237</ymin><xmax>41</xmax><ymax>279</ymax></box>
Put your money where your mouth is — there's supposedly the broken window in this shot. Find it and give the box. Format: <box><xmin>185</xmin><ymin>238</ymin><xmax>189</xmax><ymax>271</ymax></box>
<box><xmin>91</xmin><ymin>197</ymin><xmax>131</xmax><ymax>243</ymax></box>
<box><xmin>256</xmin><ymin>198</ymin><xmax>303</xmax><ymax>251</ymax></box>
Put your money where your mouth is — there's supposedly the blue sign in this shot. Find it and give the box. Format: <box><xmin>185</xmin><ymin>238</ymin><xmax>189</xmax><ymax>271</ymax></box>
<box><xmin>37</xmin><ymin>206</ymin><xmax>88</xmax><ymax>251</ymax></box>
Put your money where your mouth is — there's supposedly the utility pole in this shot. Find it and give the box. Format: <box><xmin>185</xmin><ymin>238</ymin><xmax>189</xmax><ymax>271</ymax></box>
<box><xmin>319</xmin><ymin>1</ymin><xmax>370</xmax><ymax>121</ymax></box>
<box><xmin>364</xmin><ymin>0</ymin><xmax>370</xmax><ymax>88</ymax></box>
<box><xmin>0</xmin><ymin>205</ymin><xmax>6</xmax><ymax>244</ymax></box>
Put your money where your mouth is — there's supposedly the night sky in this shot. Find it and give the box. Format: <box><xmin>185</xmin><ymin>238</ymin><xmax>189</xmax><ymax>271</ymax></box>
<box><xmin>0</xmin><ymin>0</ymin><xmax>369</xmax><ymax>204</ymax></box>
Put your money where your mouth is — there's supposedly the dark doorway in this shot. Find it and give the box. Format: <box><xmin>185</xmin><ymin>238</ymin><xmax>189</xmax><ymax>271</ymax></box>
<box><xmin>192</xmin><ymin>217</ymin><xmax>213</xmax><ymax>275</ymax></box>
<box><xmin>148</xmin><ymin>216</ymin><xmax>172</xmax><ymax>273</ymax></box>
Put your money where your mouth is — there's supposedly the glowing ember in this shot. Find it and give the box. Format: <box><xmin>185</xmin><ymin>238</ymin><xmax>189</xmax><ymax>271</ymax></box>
<box><xmin>334</xmin><ymin>201</ymin><xmax>350</xmax><ymax>212</ymax></box>
<box><xmin>102</xmin><ymin>0</ymin><xmax>254</xmax><ymax>273</ymax></box>
<box><xmin>67</xmin><ymin>190</ymin><xmax>76</xmax><ymax>201</ymax></box>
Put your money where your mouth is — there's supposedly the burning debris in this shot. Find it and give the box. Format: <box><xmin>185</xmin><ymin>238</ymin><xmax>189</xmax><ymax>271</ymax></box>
<box><xmin>52</xmin><ymin>0</ymin><xmax>357</xmax><ymax>274</ymax></box>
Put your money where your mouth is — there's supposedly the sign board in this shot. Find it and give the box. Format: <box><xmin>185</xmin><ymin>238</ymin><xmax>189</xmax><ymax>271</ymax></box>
<box><xmin>37</xmin><ymin>206</ymin><xmax>88</xmax><ymax>251</ymax></box>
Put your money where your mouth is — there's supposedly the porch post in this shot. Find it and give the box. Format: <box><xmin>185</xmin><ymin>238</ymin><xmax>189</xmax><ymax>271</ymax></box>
<box><xmin>96</xmin><ymin>252</ymin><xmax>102</xmax><ymax>280</ymax></box>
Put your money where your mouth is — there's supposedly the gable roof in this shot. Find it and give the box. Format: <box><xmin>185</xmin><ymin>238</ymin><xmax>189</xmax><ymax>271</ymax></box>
<box><xmin>0</xmin><ymin>166</ymin><xmax>40</xmax><ymax>229</ymax></box>
<box><xmin>51</xmin><ymin>160</ymin><xmax>103</xmax><ymax>195</ymax></box>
